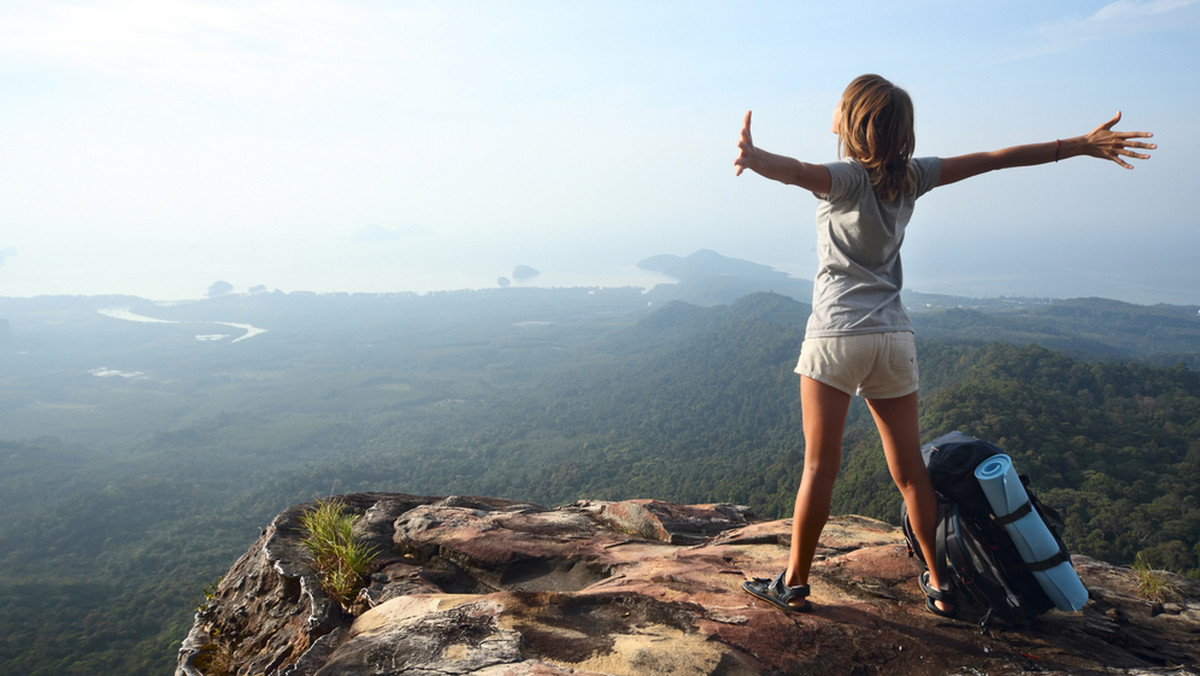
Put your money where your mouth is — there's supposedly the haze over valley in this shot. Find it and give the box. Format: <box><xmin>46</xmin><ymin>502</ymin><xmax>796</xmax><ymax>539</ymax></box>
<box><xmin>3</xmin><ymin>250</ymin><xmax>1200</xmax><ymax>673</ymax></box>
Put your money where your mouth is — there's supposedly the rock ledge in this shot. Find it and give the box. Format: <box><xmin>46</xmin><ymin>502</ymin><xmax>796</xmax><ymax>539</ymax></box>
<box><xmin>178</xmin><ymin>493</ymin><xmax>1200</xmax><ymax>675</ymax></box>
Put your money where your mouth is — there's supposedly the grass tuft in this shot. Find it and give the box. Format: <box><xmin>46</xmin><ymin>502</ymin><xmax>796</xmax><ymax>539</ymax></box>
<box><xmin>1131</xmin><ymin>551</ymin><xmax>1177</xmax><ymax>603</ymax></box>
<box><xmin>299</xmin><ymin>498</ymin><xmax>379</xmax><ymax>608</ymax></box>
<box><xmin>191</xmin><ymin>575</ymin><xmax>223</xmax><ymax>614</ymax></box>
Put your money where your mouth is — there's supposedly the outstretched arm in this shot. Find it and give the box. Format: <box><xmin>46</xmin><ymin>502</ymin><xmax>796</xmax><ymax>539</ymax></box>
<box><xmin>735</xmin><ymin>111</ymin><xmax>832</xmax><ymax>195</ymax></box>
<box><xmin>937</xmin><ymin>112</ymin><xmax>1155</xmax><ymax>187</ymax></box>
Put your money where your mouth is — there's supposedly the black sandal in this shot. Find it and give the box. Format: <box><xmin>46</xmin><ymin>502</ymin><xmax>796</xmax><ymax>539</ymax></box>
<box><xmin>919</xmin><ymin>570</ymin><xmax>955</xmax><ymax>618</ymax></box>
<box><xmin>743</xmin><ymin>571</ymin><xmax>811</xmax><ymax>612</ymax></box>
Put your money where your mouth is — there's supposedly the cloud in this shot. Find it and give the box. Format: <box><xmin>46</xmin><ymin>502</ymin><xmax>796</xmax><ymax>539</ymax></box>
<box><xmin>1092</xmin><ymin>0</ymin><xmax>1198</xmax><ymax>22</ymax></box>
<box><xmin>1015</xmin><ymin>0</ymin><xmax>1200</xmax><ymax>59</ymax></box>
<box><xmin>1</xmin><ymin>2</ymin><xmax>265</xmax><ymax>87</ymax></box>
<box><xmin>0</xmin><ymin>1</ymin><xmax>511</xmax><ymax>107</ymax></box>
<box><xmin>0</xmin><ymin>247</ymin><xmax>15</xmax><ymax>265</ymax></box>
<box><xmin>0</xmin><ymin>1</ymin><xmax>418</xmax><ymax>100</ymax></box>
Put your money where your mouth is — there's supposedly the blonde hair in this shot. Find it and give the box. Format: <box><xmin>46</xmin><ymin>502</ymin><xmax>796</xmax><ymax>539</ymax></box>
<box><xmin>836</xmin><ymin>74</ymin><xmax>916</xmax><ymax>201</ymax></box>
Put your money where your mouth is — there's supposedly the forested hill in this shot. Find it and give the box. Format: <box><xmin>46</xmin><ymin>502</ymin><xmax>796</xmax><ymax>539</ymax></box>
<box><xmin>310</xmin><ymin>292</ymin><xmax>1200</xmax><ymax>574</ymax></box>
<box><xmin>840</xmin><ymin>342</ymin><xmax>1200</xmax><ymax>572</ymax></box>
<box><xmin>912</xmin><ymin>296</ymin><xmax>1200</xmax><ymax>368</ymax></box>
<box><xmin>575</xmin><ymin>296</ymin><xmax>1200</xmax><ymax>575</ymax></box>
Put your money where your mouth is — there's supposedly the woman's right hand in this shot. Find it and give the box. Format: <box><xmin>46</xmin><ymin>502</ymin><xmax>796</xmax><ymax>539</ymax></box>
<box><xmin>732</xmin><ymin>111</ymin><xmax>831</xmax><ymax>192</ymax></box>
<box><xmin>735</xmin><ymin>110</ymin><xmax>757</xmax><ymax>176</ymax></box>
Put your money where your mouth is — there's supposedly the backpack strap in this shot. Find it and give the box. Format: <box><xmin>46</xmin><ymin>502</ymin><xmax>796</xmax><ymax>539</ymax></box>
<box><xmin>1025</xmin><ymin>550</ymin><xmax>1071</xmax><ymax>572</ymax></box>
<box><xmin>992</xmin><ymin>500</ymin><xmax>1033</xmax><ymax>526</ymax></box>
<box><xmin>985</xmin><ymin>489</ymin><xmax>1072</xmax><ymax>573</ymax></box>
<box><xmin>932</xmin><ymin>502</ymin><xmax>953</xmax><ymax>587</ymax></box>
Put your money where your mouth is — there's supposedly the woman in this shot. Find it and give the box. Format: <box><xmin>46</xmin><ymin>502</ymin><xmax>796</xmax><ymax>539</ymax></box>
<box><xmin>735</xmin><ymin>74</ymin><xmax>1154</xmax><ymax>615</ymax></box>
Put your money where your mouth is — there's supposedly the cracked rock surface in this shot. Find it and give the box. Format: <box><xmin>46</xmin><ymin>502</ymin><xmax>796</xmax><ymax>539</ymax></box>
<box><xmin>178</xmin><ymin>492</ymin><xmax>1200</xmax><ymax>675</ymax></box>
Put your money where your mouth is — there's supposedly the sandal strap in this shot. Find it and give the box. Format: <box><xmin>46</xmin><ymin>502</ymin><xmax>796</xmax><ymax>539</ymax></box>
<box><xmin>919</xmin><ymin>570</ymin><xmax>951</xmax><ymax>601</ymax></box>
<box><xmin>768</xmin><ymin>572</ymin><xmax>810</xmax><ymax>604</ymax></box>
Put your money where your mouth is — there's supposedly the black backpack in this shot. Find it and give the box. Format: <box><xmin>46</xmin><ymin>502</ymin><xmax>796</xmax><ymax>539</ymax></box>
<box><xmin>901</xmin><ymin>432</ymin><xmax>1073</xmax><ymax>627</ymax></box>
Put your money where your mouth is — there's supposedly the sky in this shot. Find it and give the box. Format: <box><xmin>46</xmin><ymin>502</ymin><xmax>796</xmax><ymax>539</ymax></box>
<box><xmin>2</xmin><ymin>0</ymin><xmax>1198</xmax><ymax>304</ymax></box>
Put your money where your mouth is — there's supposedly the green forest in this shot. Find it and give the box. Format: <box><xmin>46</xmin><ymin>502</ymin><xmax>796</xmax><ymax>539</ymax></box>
<box><xmin>1</xmin><ymin>287</ymin><xmax>1199</xmax><ymax>674</ymax></box>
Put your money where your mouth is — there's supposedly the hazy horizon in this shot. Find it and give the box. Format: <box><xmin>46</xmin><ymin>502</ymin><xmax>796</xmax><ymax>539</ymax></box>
<box><xmin>1</xmin><ymin>241</ymin><xmax>1194</xmax><ymax>307</ymax></box>
<box><xmin>3</xmin><ymin>1</ymin><xmax>1197</xmax><ymax>306</ymax></box>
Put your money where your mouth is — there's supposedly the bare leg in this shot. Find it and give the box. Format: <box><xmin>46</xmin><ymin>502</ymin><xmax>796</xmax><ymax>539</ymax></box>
<box><xmin>866</xmin><ymin>391</ymin><xmax>951</xmax><ymax>612</ymax></box>
<box><xmin>785</xmin><ymin>376</ymin><xmax>852</xmax><ymax>592</ymax></box>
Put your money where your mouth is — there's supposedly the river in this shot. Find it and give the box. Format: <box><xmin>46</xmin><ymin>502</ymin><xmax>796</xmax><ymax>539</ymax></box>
<box><xmin>97</xmin><ymin>307</ymin><xmax>268</xmax><ymax>343</ymax></box>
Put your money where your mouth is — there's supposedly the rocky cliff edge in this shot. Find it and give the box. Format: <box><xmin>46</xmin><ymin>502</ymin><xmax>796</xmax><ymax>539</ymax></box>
<box><xmin>178</xmin><ymin>493</ymin><xmax>1200</xmax><ymax>675</ymax></box>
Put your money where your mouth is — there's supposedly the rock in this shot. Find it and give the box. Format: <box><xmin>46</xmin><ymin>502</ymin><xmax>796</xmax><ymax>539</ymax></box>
<box><xmin>576</xmin><ymin>498</ymin><xmax>753</xmax><ymax>545</ymax></box>
<box><xmin>179</xmin><ymin>493</ymin><xmax>1200</xmax><ymax>675</ymax></box>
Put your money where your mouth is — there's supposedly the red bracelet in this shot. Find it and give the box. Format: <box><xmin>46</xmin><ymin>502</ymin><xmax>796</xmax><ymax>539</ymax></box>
<box><xmin>1055</xmin><ymin>139</ymin><xmax>1061</xmax><ymax>163</ymax></box>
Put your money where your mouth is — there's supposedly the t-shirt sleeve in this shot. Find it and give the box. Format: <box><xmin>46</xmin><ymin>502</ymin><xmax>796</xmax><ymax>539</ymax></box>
<box><xmin>911</xmin><ymin>156</ymin><xmax>941</xmax><ymax>198</ymax></box>
<box><xmin>815</xmin><ymin>159</ymin><xmax>866</xmax><ymax>204</ymax></box>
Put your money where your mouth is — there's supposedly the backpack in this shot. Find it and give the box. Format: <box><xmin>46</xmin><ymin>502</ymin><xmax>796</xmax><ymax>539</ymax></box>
<box><xmin>901</xmin><ymin>431</ymin><xmax>1078</xmax><ymax>627</ymax></box>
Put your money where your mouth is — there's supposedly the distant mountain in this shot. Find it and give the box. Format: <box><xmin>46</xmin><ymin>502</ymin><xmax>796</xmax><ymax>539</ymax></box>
<box><xmin>632</xmin><ymin>251</ymin><xmax>1200</xmax><ymax>368</ymax></box>
<box><xmin>634</xmin><ymin>249</ymin><xmax>1058</xmax><ymax>312</ymax></box>
<box><xmin>637</xmin><ymin>249</ymin><xmax>813</xmax><ymax>307</ymax></box>
<box><xmin>512</xmin><ymin>265</ymin><xmax>540</xmax><ymax>281</ymax></box>
<box><xmin>638</xmin><ymin>249</ymin><xmax>789</xmax><ymax>282</ymax></box>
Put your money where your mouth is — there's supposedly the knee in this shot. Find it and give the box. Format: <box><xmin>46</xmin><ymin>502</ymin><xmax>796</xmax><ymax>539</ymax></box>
<box><xmin>890</xmin><ymin>467</ymin><xmax>923</xmax><ymax>491</ymax></box>
<box><xmin>803</xmin><ymin>458</ymin><xmax>841</xmax><ymax>485</ymax></box>
<box><xmin>884</xmin><ymin>446</ymin><xmax>931</xmax><ymax>495</ymax></box>
<box><xmin>891</xmin><ymin>471</ymin><xmax>935</xmax><ymax>502</ymax></box>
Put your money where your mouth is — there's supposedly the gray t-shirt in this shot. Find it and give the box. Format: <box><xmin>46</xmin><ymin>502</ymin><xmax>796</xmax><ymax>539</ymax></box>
<box><xmin>804</xmin><ymin>156</ymin><xmax>941</xmax><ymax>338</ymax></box>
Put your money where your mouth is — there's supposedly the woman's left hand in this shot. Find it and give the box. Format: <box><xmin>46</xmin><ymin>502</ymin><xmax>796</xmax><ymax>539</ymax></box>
<box><xmin>1081</xmin><ymin>111</ymin><xmax>1156</xmax><ymax>169</ymax></box>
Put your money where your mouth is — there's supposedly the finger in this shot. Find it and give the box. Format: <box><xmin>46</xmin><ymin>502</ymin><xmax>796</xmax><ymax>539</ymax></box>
<box><xmin>1102</xmin><ymin>110</ymin><xmax>1122</xmax><ymax>131</ymax></box>
<box><xmin>1117</xmin><ymin>133</ymin><xmax>1154</xmax><ymax>145</ymax></box>
<box><xmin>743</xmin><ymin>110</ymin><xmax>753</xmax><ymax>130</ymax></box>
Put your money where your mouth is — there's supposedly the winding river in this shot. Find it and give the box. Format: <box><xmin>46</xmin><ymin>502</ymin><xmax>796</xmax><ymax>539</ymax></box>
<box><xmin>98</xmin><ymin>307</ymin><xmax>268</xmax><ymax>343</ymax></box>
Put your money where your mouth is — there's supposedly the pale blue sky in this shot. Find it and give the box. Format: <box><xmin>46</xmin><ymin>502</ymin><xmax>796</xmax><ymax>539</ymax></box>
<box><xmin>2</xmin><ymin>1</ymin><xmax>1197</xmax><ymax>303</ymax></box>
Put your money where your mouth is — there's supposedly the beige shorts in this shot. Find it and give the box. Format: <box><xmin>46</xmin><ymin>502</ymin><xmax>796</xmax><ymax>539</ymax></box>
<box><xmin>795</xmin><ymin>331</ymin><xmax>919</xmax><ymax>399</ymax></box>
